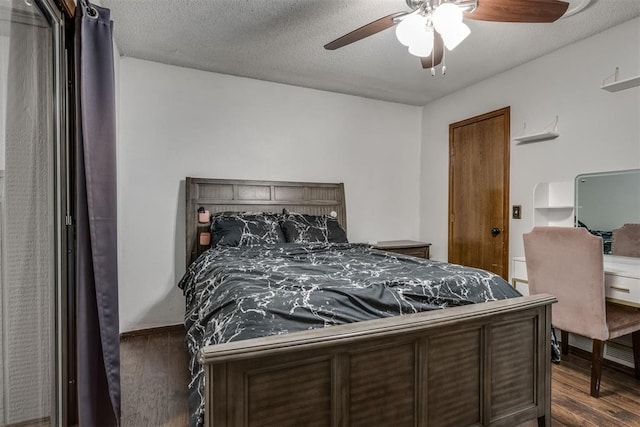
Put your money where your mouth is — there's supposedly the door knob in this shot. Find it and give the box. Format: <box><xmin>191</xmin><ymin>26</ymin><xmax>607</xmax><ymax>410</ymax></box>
<box><xmin>491</xmin><ymin>227</ymin><xmax>501</xmax><ymax>237</ymax></box>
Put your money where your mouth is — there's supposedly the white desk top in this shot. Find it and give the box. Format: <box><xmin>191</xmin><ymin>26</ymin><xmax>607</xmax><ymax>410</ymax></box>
<box><xmin>603</xmin><ymin>255</ymin><xmax>640</xmax><ymax>279</ymax></box>
<box><xmin>514</xmin><ymin>255</ymin><xmax>640</xmax><ymax>278</ymax></box>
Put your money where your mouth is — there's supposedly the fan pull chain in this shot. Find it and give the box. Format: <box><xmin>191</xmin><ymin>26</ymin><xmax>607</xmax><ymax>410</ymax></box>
<box><xmin>442</xmin><ymin>48</ymin><xmax>446</xmax><ymax>75</ymax></box>
<box><xmin>431</xmin><ymin>32</ymin><xmax>436</xmax><ymax>76</ymax></box>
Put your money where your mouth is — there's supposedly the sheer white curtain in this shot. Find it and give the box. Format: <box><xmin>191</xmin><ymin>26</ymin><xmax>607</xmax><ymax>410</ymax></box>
<box><xmin>0</xmin><ymin>1</ymin><xmax>55</xmax><ymax>425</ymax></box>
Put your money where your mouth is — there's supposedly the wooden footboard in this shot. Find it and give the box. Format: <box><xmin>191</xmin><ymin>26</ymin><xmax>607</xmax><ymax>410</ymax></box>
<box><xmin>200</xmin><ymin>294</ymin><xmax>556</xmax><ymax>427</ymax></box>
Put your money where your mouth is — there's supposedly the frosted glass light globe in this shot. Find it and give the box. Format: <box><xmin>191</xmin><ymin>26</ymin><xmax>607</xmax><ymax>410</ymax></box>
<box><xmin>407</xmin><ymin>30</ymin><xmax>434</xmax><ymax>57</ymax></box>
<box><xmin>442</xmin><ymin>22</ymin><xmax>471</xmax><ymax>50</ymax></box>
<box><xmin>432</xmin><ymin>3</ymin><xmax>463</xmax><ymax>35</ymax></box>
<box><xmin>396</xmin><ymin>13</ymin><xmax>428</xmax><ymax>47</ymax></box>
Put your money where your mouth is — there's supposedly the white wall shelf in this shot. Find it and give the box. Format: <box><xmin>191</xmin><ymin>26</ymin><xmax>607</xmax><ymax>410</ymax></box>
<box><xmin>513</xmin><ymin>116</ymin><xmax>559</xmax><ymax>144</ymax></box>
<box><xmin>533</xmin><ymin>181</ymin><xmax>574</xmax><ymax>227</ymax></box>
<box><xmin>600</xmin><ymin>67</ymin><xmax>640</xmax><ymax>92</ymax></box>
<box><xmin>534</xmin><ymin>205</ymin><xmax>573</xmax><ymax>210</ymax></box>
<box><xmin>513</xmin><ymin>131</ymin><xmax>560</xmax><ymax>144</ymax></box>
<box><xmin>601</xmin><ymin>75</ymin><xmax>640</xmax><ymax>92</ymax></box>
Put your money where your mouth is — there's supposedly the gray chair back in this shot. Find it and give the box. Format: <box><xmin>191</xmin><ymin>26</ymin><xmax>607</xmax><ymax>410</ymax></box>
<box><xmin>612</xmin><ymin>223</ymin><xmax>640</xmax><ymax>257</ymax></box>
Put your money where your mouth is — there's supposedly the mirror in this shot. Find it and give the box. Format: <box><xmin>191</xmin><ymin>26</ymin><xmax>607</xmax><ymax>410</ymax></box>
<box><xmin>575</xmin><ymin>169</ymin><xmax>640</xmax><ymax>255</ymax></box>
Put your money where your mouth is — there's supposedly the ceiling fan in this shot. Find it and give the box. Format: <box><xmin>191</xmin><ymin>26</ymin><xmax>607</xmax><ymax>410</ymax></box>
<box><xmin>324</xmin><ymin>0</ymin><xmax>570</xmax><ymax>74</ymax></box>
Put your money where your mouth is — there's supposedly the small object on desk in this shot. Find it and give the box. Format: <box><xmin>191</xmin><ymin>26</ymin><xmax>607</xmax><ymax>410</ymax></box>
<box><xmin>373</xmin><ymin>240</ymin><xmax>431</xmax><ymax>259</ymax></box>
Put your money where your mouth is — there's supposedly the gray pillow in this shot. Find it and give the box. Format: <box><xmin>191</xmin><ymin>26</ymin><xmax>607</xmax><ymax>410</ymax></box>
<box><xmin>280</xmin><ymin>211</ymin><xmax>348</xmax><ymax>244</ymax></box>
<box><xmin>210</xmin><ymin>213</ymin><xmax>286</xmax><ymax>247</ymax></box>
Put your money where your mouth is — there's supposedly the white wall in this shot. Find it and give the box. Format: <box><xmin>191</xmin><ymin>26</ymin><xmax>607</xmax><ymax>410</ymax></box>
<box><xmin>119</xmin><ymin>18</ymin><xmax>640</xmax><ymax>332</ymax></box>
<box><xmin>420</xmin><ymin>17</ymin><xmax>640</xmax><ymax>272</ymax></box>
<box><xmin>118</xmin><ymin>58</ymin><xmax>422</xmax><ymax>332</ymax></box>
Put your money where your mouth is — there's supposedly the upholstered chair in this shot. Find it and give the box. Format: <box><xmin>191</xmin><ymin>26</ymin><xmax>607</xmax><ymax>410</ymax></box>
<box><xmin>612</xmin><ymin>223</ymin><xmax>640</xmax><ymax>258</ymax></box>
<box><xmin>523</xmin><ymin>226</ymin><xmax>640</xmax><ymax>397</ymax></box>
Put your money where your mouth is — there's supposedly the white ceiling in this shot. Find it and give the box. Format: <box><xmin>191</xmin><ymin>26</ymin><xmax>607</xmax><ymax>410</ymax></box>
<box><xmin>99</xmin><ymin>0</ymin><xmax>640</xmax><ymax>106</ymax></box>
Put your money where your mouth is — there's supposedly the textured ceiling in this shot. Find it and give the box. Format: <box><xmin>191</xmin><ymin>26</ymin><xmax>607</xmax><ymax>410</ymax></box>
<box><xmin>99</xmin><ymin>0</ymin><xmax>640</xmax><ymax>106</ymax></box>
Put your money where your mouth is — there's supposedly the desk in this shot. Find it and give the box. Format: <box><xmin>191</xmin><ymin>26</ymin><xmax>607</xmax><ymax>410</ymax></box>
<box><xmin>512</xmin><ymin>255</ymin><xmax>640</xmax><ymax>308</ymax></box>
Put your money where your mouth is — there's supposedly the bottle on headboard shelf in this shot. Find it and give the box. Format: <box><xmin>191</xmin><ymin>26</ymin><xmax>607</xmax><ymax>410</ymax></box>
<box><xmin>199</xmin><ymin>232</ymin><xmax>211</xmax><ymax>246</ymax></box>
<box><xmin>198</xmin><ymin>207</ymin><xmax>210</xmax><ymax>224</ymax></box>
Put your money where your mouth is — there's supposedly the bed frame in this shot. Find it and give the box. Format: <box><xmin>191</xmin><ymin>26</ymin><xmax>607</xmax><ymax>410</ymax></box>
<box><xmin>185</xmin><ymin>177</ymin><xmax>556</xmax><ymax>427</ymax></box>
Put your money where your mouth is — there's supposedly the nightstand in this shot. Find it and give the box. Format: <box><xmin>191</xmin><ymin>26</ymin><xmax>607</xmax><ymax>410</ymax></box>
<box><xmin>373</xmin><ymin>240</ymin><xmax>431</xmax><ymax>259</ymax></box>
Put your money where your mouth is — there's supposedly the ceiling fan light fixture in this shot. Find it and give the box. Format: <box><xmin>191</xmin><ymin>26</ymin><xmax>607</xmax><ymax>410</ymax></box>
<box><xmin>325</xmin><ymin>0</ymin><xmax>567</xmax><ymax>73</ymax></box>
<box><xmin>407</xmin><ymin>29</ymin><xmax>434</xmax><ymax>57</ymax></box>
<box><xmin>395</xmin><ymin>12</ymin><xmax>428</xmax><ymax>47</ymax></box>
<box><xmin>441</xmin><ymin>22</ymin><xmax>470</xmax><ymax>50</ymax></box>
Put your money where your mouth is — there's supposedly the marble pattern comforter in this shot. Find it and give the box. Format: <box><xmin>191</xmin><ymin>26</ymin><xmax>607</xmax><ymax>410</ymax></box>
<box><xmin>178</xmin><ymin>243</ymin><xmax>521</xmax><ymax>427</ymax></box>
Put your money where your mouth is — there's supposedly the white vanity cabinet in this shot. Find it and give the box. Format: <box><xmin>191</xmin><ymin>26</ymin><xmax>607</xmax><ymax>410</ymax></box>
<box><xmin>514</xmin><ymin>170</ymin><xmax>640</xmax><ymax>367</ymax></box>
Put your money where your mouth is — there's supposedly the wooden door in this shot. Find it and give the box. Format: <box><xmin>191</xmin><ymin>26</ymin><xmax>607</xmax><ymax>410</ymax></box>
<box><xmin>448</xmin><ymin>107</ymin><xmax>510</xmax><ymax>279</ymax></box>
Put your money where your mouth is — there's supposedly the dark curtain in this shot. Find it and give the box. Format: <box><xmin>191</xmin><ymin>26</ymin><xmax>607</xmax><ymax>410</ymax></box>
<box><xmin>74</xmin><ymin>1</ymin><xmax>120</xmax><ymax>425</ymax></box>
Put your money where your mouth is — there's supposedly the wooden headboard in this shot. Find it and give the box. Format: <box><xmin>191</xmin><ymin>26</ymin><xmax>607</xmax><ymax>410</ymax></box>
<box><xmin>185</xmin><ymin>178</ymin><xmax>347</xmax><ymax>265</ymax></box>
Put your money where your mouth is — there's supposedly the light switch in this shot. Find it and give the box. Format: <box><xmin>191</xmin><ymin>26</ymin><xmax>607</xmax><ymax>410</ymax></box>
<box><xmin>512</xmin><ymin>205</ymin><xmax>522</xmax><ymax>219</ymax></box>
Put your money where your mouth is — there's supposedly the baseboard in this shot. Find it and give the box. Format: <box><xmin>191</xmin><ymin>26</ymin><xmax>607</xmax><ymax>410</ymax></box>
<box><xmin>562</xmin><ymin>331</ymin><xmax>634</xmax><ymax>368</ymax></box>
<box><xmin>5</xmin><ymin>417</ymin><xmax>50</xmax><ymax>427</ymax></box>
<box><xmin>567</xmin><ymin>344</ymin><xmax>636</xmax><ymax>376</ymax></box>
<box><xmin>120</xmin><ymin>324</ymin><xmax>184</xmax><ymax>339</ymax></box>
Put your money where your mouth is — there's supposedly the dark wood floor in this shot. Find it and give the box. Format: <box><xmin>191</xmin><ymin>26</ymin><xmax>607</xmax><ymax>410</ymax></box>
<box><xmin>121</xmin><ymin>328</ymin><xmax>640</xmax><ymax>427</ymax></box>
<box><xmin>121</xmin><ymin>328</ymin><xmax>190</xmax><ymax>427</ymax></box>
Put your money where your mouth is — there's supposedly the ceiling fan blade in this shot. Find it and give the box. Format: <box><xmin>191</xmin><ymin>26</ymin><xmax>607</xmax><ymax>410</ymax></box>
<box><xmin>464</xmin><ymin>0</ymin><xmax>569</xmax><ymax>23</ymax></box>
<box><xmin>420</xmin><ymin>32</ymin><xmax>444</xmax><ymax>69</ymax></box>
<box><xmin>324</xmin><ymin>12</ymin><xmax>408</xmax><ymax>50</ymax></box>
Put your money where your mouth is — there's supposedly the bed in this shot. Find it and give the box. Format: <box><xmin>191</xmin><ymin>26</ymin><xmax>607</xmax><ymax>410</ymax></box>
<box><xmin>180</xmin><ymin>177</ymin><xmax>556</xmax><ymax>427</ymax></box>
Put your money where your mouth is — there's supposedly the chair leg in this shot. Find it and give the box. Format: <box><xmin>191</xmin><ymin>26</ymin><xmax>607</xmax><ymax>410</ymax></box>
<box><xmin>561</xmin><ymin>330</ymin><xmax>569</xmax><ymax>355</ymax></box>
<box><xmin>633</xmin><ymin>330</ymin><xmax>640</xmax><ymax>380</ymax></box>
<box><xmin>590</xmin><ymin>339</ymin><xmax>604</xmax><ymax>398</ymax></box>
